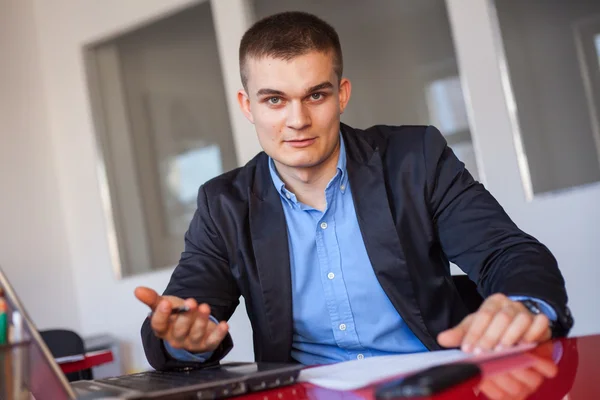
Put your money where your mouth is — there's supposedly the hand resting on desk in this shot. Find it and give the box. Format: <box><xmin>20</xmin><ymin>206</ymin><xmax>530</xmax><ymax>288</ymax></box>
<box><xmin>134</xmin><ymin>287</ymin><xmax>229</xmax><ymax>354</ymax></box>
<box><xmin>438</xmin><ymin>293</ymin><xmax>551</xmax><ymax>354</ymax></box>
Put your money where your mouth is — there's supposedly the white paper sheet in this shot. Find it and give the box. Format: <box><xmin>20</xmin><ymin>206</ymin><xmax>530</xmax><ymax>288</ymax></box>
<box><xmin>298</xmin><ymin>343</ymin><xmax>536</xmax><ymax>391</ymax></box>
<box><xmin>299</xmin><ymin>350</ymin><xmax>468</xmax><ymax>390</ymax></box>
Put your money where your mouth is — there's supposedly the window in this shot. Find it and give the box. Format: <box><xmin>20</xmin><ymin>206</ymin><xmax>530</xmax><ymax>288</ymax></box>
<box><xmin>86</xmin><ymin>2</ymin><xmax>236</xmax><ymax>277</ymax></box>
<box><xmin>494</xmin><ymin>1</ymin><xmax>600</xmax><ymax>195</ymax></box>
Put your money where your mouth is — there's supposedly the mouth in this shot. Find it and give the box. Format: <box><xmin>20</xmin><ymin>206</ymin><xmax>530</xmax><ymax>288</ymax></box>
<box><xmin>284</xmin><ymin>137</ymin><xmax>317</xmax><ymax>148</ymax></box>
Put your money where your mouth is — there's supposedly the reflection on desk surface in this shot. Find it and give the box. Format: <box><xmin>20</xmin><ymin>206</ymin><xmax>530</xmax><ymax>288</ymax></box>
<box><xmin>241</xmin><ymin>335</ymin><xmax>600</xmax><ymax>400</ymax></box>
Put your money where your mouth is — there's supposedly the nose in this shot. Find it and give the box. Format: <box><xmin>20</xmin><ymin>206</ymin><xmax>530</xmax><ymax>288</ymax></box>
<box><xmin>286</xmin><ymin>101</ymin><xmax>311</xmax><ymax>130</ymax></box>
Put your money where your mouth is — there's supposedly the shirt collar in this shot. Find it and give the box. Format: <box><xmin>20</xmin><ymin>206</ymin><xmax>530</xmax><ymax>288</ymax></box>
<box><xmin>269</xmin><ymin>132</ymin><xmax>348</xmax><ymax>206</ymax></box>
<box><xmin>337</xmin><ymin>134</ymin><xmax>349</xmax><ymax>192</ymax></box>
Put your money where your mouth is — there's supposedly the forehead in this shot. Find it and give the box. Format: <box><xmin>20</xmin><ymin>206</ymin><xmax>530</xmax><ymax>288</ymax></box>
<box><xmin>245</xmin><ymin>51</ymin><xmax>336</xmax><ymax>94</ymax></box>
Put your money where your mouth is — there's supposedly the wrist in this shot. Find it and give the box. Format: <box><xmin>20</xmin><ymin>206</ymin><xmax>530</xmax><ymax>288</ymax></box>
<box><xmin>517</xmin><ymin>299</ymin><xmax>572</xmax><ymax>338</ymax></box>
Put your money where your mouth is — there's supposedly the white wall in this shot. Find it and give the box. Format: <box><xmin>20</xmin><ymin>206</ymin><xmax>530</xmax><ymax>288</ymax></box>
<box><xmin>0</xmin><ymin>0</ymin><xmax>81</xmax><ymax>332</ymax></box>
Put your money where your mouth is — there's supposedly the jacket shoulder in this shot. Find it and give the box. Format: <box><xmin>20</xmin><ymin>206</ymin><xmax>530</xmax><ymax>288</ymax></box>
<box><xmin>353</xmin><ymin>124</ymin><xmax>441</xmax><ymax>155</ymax></box>
<box><xmin>200</xmin><ymin>152</ymin><xmax>266</xmax><ymax>204</ymax></box>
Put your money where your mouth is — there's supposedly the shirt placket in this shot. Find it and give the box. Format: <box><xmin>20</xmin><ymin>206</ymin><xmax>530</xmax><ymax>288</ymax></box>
<box><xmin>315</xmin><ymin>181</ymin><xmax>363</xmax><ymax>355</ymax></box>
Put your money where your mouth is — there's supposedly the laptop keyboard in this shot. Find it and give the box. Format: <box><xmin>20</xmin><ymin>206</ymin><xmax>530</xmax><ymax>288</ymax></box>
<box><xmin>96</xmin><ymin>369</ymin><xmax>237</xmax><ymax>392</ymax></box>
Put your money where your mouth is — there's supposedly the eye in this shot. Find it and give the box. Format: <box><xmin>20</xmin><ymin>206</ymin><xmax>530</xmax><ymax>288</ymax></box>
<box><xmin>268</xmin><ymin>97</ymin><xmax>281</xmax><ymax>105</ymax></box>
<box><xmin>311</xmin><ymin>93</ymin><xmax>323</xmax><ymax>100</ymax></box>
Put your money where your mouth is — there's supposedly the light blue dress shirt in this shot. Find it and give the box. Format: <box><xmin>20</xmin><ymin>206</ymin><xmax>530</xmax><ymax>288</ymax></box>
<box><xmin>165</xmin><ymin>133</ymin><xmax>556</xmax><ymax>364</ymax></box>
<box><xmin>268</xmin><ymin>135</ymin><xmax>428</xmax><ymax>365</ymax></box>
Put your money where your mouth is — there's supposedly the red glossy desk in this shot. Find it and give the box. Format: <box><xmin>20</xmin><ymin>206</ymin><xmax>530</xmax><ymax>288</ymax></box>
<box><xmin>240</xmin><ymin>335</ymin><xmax>600</xmax><ymax>400</ymax></box>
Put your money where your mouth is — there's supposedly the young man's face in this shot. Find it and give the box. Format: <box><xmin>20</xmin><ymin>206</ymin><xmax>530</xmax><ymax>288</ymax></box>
<box><xmin>238</xmin><ymin>51</ymin><xmax>351</xmax><ymax>172</ymax></box>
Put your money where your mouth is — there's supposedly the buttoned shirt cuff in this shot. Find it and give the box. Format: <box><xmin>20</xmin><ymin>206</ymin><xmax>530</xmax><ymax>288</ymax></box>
<box><xmin>508</xmin><ymin>296</ymin><xmax>557</xmax><ymax>321</ymax></box>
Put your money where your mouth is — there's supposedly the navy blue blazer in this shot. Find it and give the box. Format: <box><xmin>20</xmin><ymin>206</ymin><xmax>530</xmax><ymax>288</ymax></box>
<box><xmin>141</xmin><ymin>123</ymin><xmax>572</xmax><ymax>370</ymax></box>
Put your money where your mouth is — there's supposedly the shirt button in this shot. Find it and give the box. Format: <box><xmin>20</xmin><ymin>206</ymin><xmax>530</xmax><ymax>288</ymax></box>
<box><xmin>320</xmin><ymin>222</ymin><xmax>328</xmax><ymax>230</ymax></box>
<box><xmin>327</xmin><ymin>272</ymin><xmax>335</xmax><ymax>280</ymax></box>
<box><xmin>339</xmin><ymin>323</ymin><xmax>346</xmax><ymax>331</ymax></box>
<box><xmin>340</xmin><ymin>185</ymin><xmax>345</xmax><ymax>191</ymax></box>
<box><xmin>285</xmin><ymin>193</ymin><xmax>291</xmax><ymax>199</ymax></box>
<box><xmin>357</xmin><ymin>354</ymin><xmax>364</xmax><ymax>360</ymax></box>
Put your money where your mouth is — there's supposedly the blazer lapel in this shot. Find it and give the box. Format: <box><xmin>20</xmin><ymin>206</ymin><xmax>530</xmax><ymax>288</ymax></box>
<box><xmin>342</xmin><ymin>125</ymin><xmax>438</xmax><ymax>350</ymax></box>
<box><xmin>248</xmin><ymin>156</ymin><xmax>294</xmax><ymax>361</ymax></box>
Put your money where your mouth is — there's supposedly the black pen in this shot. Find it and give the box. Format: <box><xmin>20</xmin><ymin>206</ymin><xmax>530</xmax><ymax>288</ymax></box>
<box><xmin>170</xmin><ymin>305</ymin><xmax>191</xmax><ymax>314</ymax></box>
<box><xmin>147</xmin><ymin>305</ymin><xmax>191</xmax><ymax>319</ymax></box>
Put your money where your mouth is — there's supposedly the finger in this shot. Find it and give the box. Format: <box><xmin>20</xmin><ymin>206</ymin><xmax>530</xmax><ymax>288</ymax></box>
<box><xmin>522</xmin><ymin>314</ymin><xmax>552</xmax><ymax>344</ymax></box>
<box><xmin>498</xmin><ymin>312</ymin><xmax>533</xmax><ymax>349</ymax></box>
<box><xmin>151</xmin><ymin>300</ymin><xmax>172</xmax><ymax>337</ymax></box>
<box><xmin>203</xmin><ymin>321</ymin><xmax>229</xmax><ymax>351</ymax></box>
<box><xmin>437</xmin><ymin>314</ymin><xmax>474</xmax><ymax>348</ymax></box>
<box><xmin>491</xmin><ymin>373</ymin><xmax>528</xmax><ymax>397</ymax></box>
<box><xmin>170</xmin><ymin>298</ymin><xmax>198</xmax><ymax>342</ymax></box>
<box><xmin>135</xmin><ymin>287</ymin><xmax>161</xmax><ymax>310</ymax></box>
<box><xmin>508</xmin><ymin>368</ymin><xmax>543</xmax><ymax>393</ymax></box>
<box><xmin>478</xmin><ymin>379</ymin><xmax>507</xmax><ymax>400</ymax></box>
<box><xmin>531</xmin><ymin>341</ymin><xmax>555</xmax><ymax>360</ymax></box>
<box><xmin>187</xmin><ymin>304</ymin><xmax>211</xmax><ymax>343</ymax></box>
<box><xmin>475</xmin><ymin>304</ymin><xmax>518</xmax><ymax>352</ymax></box>
<box><xmin>532</xmin><ymin>357</ymin><xmax>559</xmax><ymax>378</ymax></box>
<box><xmin>462</xmin><ymin>297</ymin><xmax>505</xmax><ymax>352</ymax></box>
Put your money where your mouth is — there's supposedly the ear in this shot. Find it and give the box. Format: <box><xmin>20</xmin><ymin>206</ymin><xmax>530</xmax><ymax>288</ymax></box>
<box><xmin>237</xmin><ymin>89</ymin><xmax>255</xmax><ymax>124</ymax></box>
<box><xmin>338</xmin><ymin>78</ymin><xmax>352</xmax><ymax>115</ymax></box>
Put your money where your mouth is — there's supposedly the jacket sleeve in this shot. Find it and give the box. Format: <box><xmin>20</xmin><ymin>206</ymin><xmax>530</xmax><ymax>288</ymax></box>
<box><xmin>423</xmin><ymin>125</ymin><xmax>573</xmax><ymax>335</ymax></box>
<box><xmin>141</xmin><ymin>185</ymin><xmax>241</xmax><ymax>370</ymax></box>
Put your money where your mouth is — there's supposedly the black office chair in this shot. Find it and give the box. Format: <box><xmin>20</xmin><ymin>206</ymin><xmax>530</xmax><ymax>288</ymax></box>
<box><xmin>40</xmin><ymin>329</ymin><xmax>93</xmax><ymax>382</ymax></box>
<box><xmin>452</xmin><ymin>275</ymin><xmax>484</xmax><ymax>314</ymax></box>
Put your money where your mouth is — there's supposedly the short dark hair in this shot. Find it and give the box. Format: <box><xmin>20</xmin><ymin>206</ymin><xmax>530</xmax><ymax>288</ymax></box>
<box><xmin>239</xmin><ymin>11</ymin><xmax>343</xmax><ymax>89</ymax></box>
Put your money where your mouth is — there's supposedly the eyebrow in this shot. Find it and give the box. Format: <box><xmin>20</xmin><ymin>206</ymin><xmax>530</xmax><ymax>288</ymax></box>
<box><xmin>256</xmin><ymin>81</ymin><xmax>334</xmax><ymax>97</ymax></box>
<box><xmin>306</xmin><ymin>81</ymin><xmax>334</xmax><ymax>93</ymax></box>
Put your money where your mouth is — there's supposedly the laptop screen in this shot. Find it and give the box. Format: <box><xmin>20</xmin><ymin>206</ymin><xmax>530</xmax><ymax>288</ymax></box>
<box><xmin>0</xmin><ymin>266</ymin><xmax>76</xmax><ymax>399</ymax></box>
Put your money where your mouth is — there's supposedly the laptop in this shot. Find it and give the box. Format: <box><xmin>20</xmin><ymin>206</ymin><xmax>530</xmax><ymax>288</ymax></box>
<box><xmin>0</xmin><ymin>266</ymin><xmax>304</xmax><ymax>399</ymax></box>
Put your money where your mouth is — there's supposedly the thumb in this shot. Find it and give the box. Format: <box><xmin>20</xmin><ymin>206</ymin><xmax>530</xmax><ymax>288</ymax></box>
<box><xmin>134</xmin><ymin>286</ymin><xmax>161</xmax><ymax>310</ymax></box>
<box><xmin>437</xmin><ymin>314</ymin><xmax>473</xmax><ymax>349</ymax></box>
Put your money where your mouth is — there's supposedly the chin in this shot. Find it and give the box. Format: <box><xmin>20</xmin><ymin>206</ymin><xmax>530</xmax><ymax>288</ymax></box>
<box><xmin>282</xmin><ymin>157</ymin><xmax>322</xmax><ymax>169</ymax></box>
<box><xmin>277</xmin><ymin>151</ymin><xmax>318</xmax><ymax>168</ymax></box>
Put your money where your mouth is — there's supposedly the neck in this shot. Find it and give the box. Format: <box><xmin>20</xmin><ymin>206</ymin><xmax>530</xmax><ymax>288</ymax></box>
<box><xmin>274</xmin><ymin>143</ymin><xmax>340</xmax><ymax>211</ymax></box>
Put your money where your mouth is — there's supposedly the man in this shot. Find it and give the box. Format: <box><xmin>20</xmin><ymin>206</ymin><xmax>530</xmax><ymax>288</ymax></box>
<box><xmin>136</xmin><ymin>11</ymin><xmax>573</xmax><ymax>370</ymax></box>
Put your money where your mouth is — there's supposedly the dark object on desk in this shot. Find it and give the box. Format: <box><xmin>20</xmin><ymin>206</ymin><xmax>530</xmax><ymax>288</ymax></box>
<box><xmin>452</xmin><ymin>275</ymin><xmax>484</xmax><ymax>314</ymax></box>
<box><xmin>40</xmin><ymin>329</ymin><xmax>93</xmax><ymax>382</ymax></box>
<box><xmin>375</xmin><ymin>362</ymin><xmax>481</xmax><ymax>399</ymax></box>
